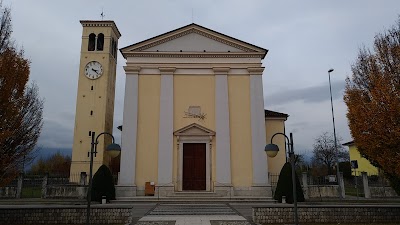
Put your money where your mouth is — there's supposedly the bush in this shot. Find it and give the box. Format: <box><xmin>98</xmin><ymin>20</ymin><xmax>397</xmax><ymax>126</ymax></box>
<box><xmin>386</xmin><ymin>173</ymin><xmax>400</xmax><ymax>196</ymax></box>
<box><xmin>274</xmin><ymin>162</ymin><xmax>305</xmax><ymax>203</ymax></box>
<box><xmin>91</xmin><ymin>165</ymin><xmax>115</xmax><ymax>202</ymax></box>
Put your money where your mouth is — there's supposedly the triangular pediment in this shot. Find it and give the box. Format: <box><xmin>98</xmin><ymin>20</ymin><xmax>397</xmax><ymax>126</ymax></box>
<box><xmin>120</xmin><ymin>23</ymin><xmax>267</xmax><ymax>58</ymax></box>
<box><xmin>174</xmin><ymin>123</ymin><xmax>215</xmax><ymax>136</ymax></box>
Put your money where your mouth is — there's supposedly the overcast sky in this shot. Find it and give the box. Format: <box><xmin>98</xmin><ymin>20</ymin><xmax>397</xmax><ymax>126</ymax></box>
<box><xmin>4</xmin><ymin>0</ymin><xmax>400</xmax><ymax>156</ymax></box>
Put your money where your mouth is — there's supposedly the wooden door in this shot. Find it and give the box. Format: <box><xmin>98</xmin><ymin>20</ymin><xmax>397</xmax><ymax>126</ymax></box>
<box><xmin>183</xmin><ymin>143</ymin><xmax>206</xmax><ymax>190</ymax></box>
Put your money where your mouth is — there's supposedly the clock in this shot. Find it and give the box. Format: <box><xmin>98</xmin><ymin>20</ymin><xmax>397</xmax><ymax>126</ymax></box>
<box><xmin>84</xmin><ymin>61</ymin><xmax>103</xmax><ymax>79</ymax></box>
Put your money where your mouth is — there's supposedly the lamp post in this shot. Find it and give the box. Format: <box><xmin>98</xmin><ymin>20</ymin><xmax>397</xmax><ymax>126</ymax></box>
<box><xmin>328</xmin><ymin>68</ymin><xmax>342</xmax><ymax>199</ymax></box>
<box><xmin>265</xmin><ymin>132</ymin><xmax>298</xmax><ymax>225</ymax></box>
<box><xmin>86</xmin><ymin>131</ymin><xmax>121</xmax><ymax>225</ymax></box>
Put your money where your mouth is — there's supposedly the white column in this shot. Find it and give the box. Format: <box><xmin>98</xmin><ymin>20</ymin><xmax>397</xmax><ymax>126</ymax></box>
<box><xmin>157</xmin><ymin>67</ymin><xmax>175</xmax><ymax>185</ymax></box>
<box><xmin>249</xmin><ymin>67</ymin><xmax>268</xmax><ymax>185</ymax></box>
<box><xmin>214</xmin><ymin>67</ymin><xmax>232</xmax><ymax>184</ymax></box>
<box><xmin>119</xmin><ymin>66</ymin><xmax>140</xmax><ymax>186</ymax></box>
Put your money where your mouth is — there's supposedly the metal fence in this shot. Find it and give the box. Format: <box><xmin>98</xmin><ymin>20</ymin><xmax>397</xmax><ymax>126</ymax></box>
<box><xmin>344</xmin><ymin>175</ymin><xmax>364</xmax><ymax>198</ymax></box>
<box><xmin>367</xmin><ymin>174</ymin><xmax>390</xmax><ymax>187</ymax></box>
<box><xmin>21</xmin><ymin>174</ymin><xmax>43</xmax><ymax>198</ymax></box>
<box><xmin>308</xmin><ymin>175</ymin><xmax>338</xmax><ymax>185</ymax></box>
<box><xmin>268</xmin><ymin>173</ymin><xmax>279</xmax><ymax>187</ymax></box>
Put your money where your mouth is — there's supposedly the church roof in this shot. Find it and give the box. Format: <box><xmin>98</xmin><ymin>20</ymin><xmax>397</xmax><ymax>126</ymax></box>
<box><xmin>120</xmin><ymin>23</ymin><xmax>268</xmax><ymax>59</ymax></box>
<box><xmin>264</xmin><ymin>109</ymin><xmax>289</xmax><ymax>119</ymax></box>
<box><xmin>342</xmin><ymin>141</ymin><xmax>355</xmax><ymax>146</ymax></box>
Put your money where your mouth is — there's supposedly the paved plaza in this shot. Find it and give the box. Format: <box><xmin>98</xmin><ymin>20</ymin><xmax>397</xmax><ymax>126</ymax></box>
<box><xmin>132</xmin><ymin>203</ymin><xmax>251</xmax><ymax>225</ymax></box>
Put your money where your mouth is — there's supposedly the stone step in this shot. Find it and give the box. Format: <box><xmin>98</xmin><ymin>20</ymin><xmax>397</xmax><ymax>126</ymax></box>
<box><xmin>167</xmin><ymin>191</ymin><xmax>222</xmax><ymax>197</ymax></box>
<box><xmin>112</xmin><ymin>196</ymin><xmax>276</xmax><ymax>204</ymax></box>
<box><xmin>148</xmin><ymin>203</ymin><xmax>237</xmax><ymax>216</ymax></box>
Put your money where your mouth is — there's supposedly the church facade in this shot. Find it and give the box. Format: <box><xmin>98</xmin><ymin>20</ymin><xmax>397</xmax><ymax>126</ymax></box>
<box><xmin>71</xmin><ymin>21</ymin><xmax>288</xmax><ymax>198</ymax></box>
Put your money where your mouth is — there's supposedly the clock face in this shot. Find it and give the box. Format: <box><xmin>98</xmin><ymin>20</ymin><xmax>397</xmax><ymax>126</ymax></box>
<box><xmin>84</xmin><ymin>61</ymin><xmax>103</xmax><ymax>80</ymax></box>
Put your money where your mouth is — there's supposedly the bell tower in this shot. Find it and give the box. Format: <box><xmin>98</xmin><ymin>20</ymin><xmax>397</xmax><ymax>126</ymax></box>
<box><xmin>70</xmin><ymin>20</ymin><xmax>121</xmax><ymax>177</ymax></box>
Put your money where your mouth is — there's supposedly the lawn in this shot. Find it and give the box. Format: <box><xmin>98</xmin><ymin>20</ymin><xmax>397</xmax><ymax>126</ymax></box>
<box><xmin>266</xmin><ymin>224</ymin><xmax>398</xmax><ymax>225</ymax></box>
<box><xmin>21</xmin><ymin>187</ymin><xmax>41</xmax><ymax>198</ymax></box>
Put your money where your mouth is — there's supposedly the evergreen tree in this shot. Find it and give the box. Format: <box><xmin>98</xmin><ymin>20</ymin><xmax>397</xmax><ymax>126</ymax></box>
<box><xmin>274</xmin><ymin>162</ymin><xmax>305</xmax><ymax>203</ymax></box>
<box><xmin>91</xmin><ymin>165</ymin><xmax>115</xmax><ymax>202</ymax></box>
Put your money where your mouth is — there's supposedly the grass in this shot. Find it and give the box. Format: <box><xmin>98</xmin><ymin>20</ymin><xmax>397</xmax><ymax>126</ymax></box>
<box><xmin>266</xmin><ymin>224</ymin><xmax>398</xmax><ymax>225</ymax></box>
<box><xmin>21</xmin><ymin>187</ymin><xmax>41</xmax><ymax>198</ymax></box>
<box><xmin>344</xmin><ymin>186</ymin><xmax>364</xmax><ymax>197</ymax></box>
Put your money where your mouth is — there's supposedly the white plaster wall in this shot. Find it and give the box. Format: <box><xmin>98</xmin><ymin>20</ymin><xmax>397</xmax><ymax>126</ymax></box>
<box><xmin>145</xmin><ymin>33</ymin><xmax>244</xmax><ymax>52</ymax></box>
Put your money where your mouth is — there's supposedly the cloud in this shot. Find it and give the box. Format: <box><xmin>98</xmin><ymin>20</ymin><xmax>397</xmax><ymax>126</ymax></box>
<box><xmin>5</xmin><ymin>0</ymin><xmax>399</xmax><ymax>154</ymax></box>
<box><xmin>37</xmin><ymin>114</ymin><xmax>74</xmax><ymax>149</ymax></box>
<box><xmin>266</xmin><ymin>80</ymin><xmax>346</xmax><ymax>106</ymax></box>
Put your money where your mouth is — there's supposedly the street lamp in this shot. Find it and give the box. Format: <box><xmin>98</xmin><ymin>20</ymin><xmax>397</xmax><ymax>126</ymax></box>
<box><xmin>265</xmin><ymin>132</ymin><xmax>298</xmax><ymax>225</ymax></box>
<box><xmin>328</xmin><ymin>68</ymin><xmax>342</xmax><ymax>199</ymax></box>
<box><xmin>86</xmin><ymin>131</ymin><xmax>121</xmax><ymax>225</ymax></box>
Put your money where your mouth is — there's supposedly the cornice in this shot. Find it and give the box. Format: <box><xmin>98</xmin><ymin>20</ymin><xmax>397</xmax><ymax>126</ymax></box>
<box><xmin>123</xmin><ymin>52</ymin><xmax>264</xmax><ymax>58</ymax></box>
<box><xmin>213</xmin><ymin>67</ymin><xmax>230</xmax><ymax>75</ymax></box>
<box><xmin>174</xmin><ymin>123</ymin><xmax>216</xmax><ymax>136</ymax></box>
<box><xmin>80</xmin><ymin>20</ymin><xmax>121</xmax><ymax>38</ymax></box>
<box><xmin>131</xmin><ymin>28</ymin><xmax>255</xmax><ymax>52</ymax></box>
<box><xmin>123</xmin><ymin>66</ymin><xmax>141</xmax><ymax>74</ymax></box>
<box><xmin>159</xmin><ymin>67</ymin><xmax>176</xmax><ymax>74</ymax></box>
<box><xmin>247</xmin><ymin>67</ymin><xmax>265</xmax><ymax>75</ymax></box>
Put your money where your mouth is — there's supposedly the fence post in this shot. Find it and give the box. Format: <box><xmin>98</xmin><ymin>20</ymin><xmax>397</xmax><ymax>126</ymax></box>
<box><xmin>361</xmin><ymin>172</ymin><xmax>371</xmax><ymax>198</ymax></box>
<box><xmin>302</xmin><ymin>172</ymin><xmax>309</xmax><ymax>199</ymax></box>
<box><xmin>78</xmin><ymin>172</ymin><xmax>87</xmax><ymax>199</ymax></box>
<box><xmin>80</xmin><ymin>172</ymin><xmax>87</xmax><ymax>185</ymax></box>
<box><xmin>41</xmin><ymin>173</ymin><xmax>48</xmax><ymax>199</ymax></box>
<box><xmin>16</xmin><ymin>173</ymin><xmax>23</xmax><ymax>198</ymax></box>
<box><xmin>339</xmin><ymin>172</ymin><xmax>345</xmax><ymax>199</ymax></box>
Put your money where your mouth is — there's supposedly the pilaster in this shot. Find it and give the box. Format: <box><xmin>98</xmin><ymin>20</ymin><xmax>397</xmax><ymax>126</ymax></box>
<box><xmin>119</xmin><ymin>66</ymin><xmax>140</xmax><ymax>187</ymax></box>
<box><xmin>213</xmin><ymin>67</ymin><xmax>232</xmax><ymax>185</ymax></box>
<box><xmin>157</xmin><ymin>67</ymin><xmax>175</xmax><ymax>185</ymax></box>
<box><xmin>248</xmin><ymin>67</ymin><xmax>268</xmax><ymax>185</ymax></box>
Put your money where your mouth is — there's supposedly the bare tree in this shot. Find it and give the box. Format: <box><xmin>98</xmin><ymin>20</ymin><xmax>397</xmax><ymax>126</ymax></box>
<box><xmin>0</xmin><ymin>3</ymin><xmax>43</xmax><ymax>186</ymax></box>
<box><xmin>312</xmin><ymin>132</ymin><xmax>349</xmax><ymax>175</ymax></box>
<box><xmin>0</xmin><ymin>1</ymin><xmax>12</xmax><ymax>53</ymax></box>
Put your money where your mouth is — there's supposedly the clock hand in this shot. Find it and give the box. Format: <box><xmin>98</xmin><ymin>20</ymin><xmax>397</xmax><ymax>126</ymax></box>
<box><xmin>91</xmin><ymin>68</ymin><xmax>99</xmax><ymax>74</ymax></box>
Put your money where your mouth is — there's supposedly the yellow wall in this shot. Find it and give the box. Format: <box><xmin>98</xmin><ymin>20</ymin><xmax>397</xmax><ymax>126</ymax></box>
<box><xmin>135</xmin><ymin>75</ymin><xmax>161</xmax><ymax>187</ymax></box>
<box><xmin>348</xmin><ymin>144</ymin><xmax>378</xmax><ymax>176</ymax></box>
<box><xmin>265</xmin><ymin>119</ymin><xmax>287</xmax><ymax>175</ymax></box>
<box><xmin>172</xmin><ymin>75</ymin><xmax>216</xmax><ymax>186</ymax></box>
<box><xmin>173</xmin><ymin>75</ymin><xmax>215</xmax><ymax>130</ymax></box>
<box><xmin>228</xmin><ymin>75</ymin><xmax>253</xmax><ymax>187</ymax></box>
<box><xmin>70</xmin><ymin>24</ymin><xmax>119</xmax><ymax>177</ymax></box>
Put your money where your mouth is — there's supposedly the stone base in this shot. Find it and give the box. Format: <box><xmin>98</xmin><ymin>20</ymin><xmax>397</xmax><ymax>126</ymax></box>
<box><xmin>155</xmin><ymin>185</ymin><xmax>174</xmax><ymax>197</ymax></box>
<box><xmin>214</xmin><ymin>184</ymin><xmax>233</xmax><ymax>197</ymax></box>
<box><xmin>115</xmin><ymin>185</ymin><xmax>137</xmax><ymax>197</ymax></box>
<box><xmin>233</xmin><ymin>185</ymin><xmax>272</xmax><ymax>197</ymax></box>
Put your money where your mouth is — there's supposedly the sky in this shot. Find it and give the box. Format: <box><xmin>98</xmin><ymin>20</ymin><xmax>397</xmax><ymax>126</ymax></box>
<box><xmin>4</xmin><ymin>0</ymin><xmax>400</xmax><ymax>158</ymax></box>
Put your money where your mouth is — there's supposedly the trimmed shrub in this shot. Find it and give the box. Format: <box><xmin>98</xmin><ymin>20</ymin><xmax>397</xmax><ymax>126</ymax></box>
<box><xmin>274</xmin><ymin>162</ymin><xmax>305</xmax><ymax>203</ymax></box>
<box><xmin>91</xmin><ymin>164</ymin><xmax>115</xmax><ymax>202</ymax></box>
<box><xmin>386</xmin><ymin>173</ymin><xmax>400</xmax><ymax>196</ymax></box>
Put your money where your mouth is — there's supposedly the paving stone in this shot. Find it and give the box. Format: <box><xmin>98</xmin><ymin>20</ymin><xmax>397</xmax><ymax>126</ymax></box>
<box><xmin>149</xmin><ymin>204</ymin><xmax>237</xmax><ymax>216</ymax></box>
<box><xmin>210</xmin><ymin>220</ymin><xmax>251</xmax><ymax>225</ymax></box>
<box><xmin>135</xmin><ymin>221</ymin><xmax>176</xmax><ymax>225</ymax></box>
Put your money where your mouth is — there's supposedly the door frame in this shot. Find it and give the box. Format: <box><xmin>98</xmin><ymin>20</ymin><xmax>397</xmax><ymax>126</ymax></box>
<box><xmin>174</xmin><ymin>123</ymin><xmax>215</xmax><ymax>192</ymax></box>
<box><xmin>177</xmin><ymin>137</ymin><xmax>211</xmax><ymax>192</ymax></box>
